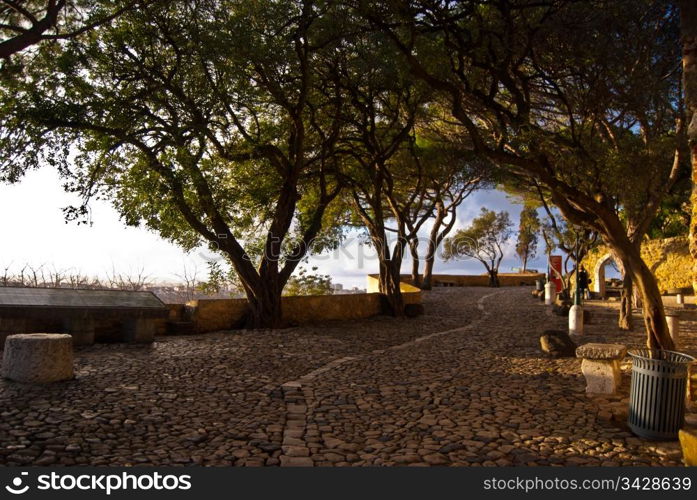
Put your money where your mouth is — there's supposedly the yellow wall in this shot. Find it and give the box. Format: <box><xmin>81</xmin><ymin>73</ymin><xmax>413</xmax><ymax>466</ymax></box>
<box><xmin>583</xmin><ymin>236</ymin><xmax>692</xmax><ymax>294</ymax></box>
<box><xmin>365</xmin><ymin>275</ymin><xmax>424</xmax><ymax>296</ymax></box>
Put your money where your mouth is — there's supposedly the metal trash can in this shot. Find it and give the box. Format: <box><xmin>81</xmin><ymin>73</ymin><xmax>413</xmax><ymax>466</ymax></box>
<box><xmin>627</xmin><ymin>349</ymin><xmax>695</xmax><ymax>440</ymax></box>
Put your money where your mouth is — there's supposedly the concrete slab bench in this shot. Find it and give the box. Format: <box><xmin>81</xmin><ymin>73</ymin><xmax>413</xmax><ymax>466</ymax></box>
<box><xmin>1</xmin><ymin>333</ymin><xmax>73</xmax><ymax>383</ymax></box>
<box><xmin>576</xmin><ymin>343</ymin><xmax>627</xmax><ymax>395</ymax></box>
<box><xmin>666</xmin><ymin>287</ymin><xmax>691</xmax><ymax>307</ymax></box>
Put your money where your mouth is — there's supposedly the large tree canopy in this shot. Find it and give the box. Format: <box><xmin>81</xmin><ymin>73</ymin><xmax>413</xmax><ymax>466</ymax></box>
<box><xmin>0</xmin><ymin>0</ymin><xmax>348</xmax><ymax>327</ymax></box>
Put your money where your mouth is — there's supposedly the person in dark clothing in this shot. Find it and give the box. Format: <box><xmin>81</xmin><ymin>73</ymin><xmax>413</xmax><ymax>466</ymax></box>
<box><xmin>578</xmin><ymin>266</ymin><xmax>590</xmax><ymax>298</ymax></box>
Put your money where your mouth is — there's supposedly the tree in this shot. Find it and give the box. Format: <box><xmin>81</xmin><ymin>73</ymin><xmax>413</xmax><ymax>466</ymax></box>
<box><xmin>515</xmin><ymin>206</ymin><xmax>539</xmax><ymax>272</ymax></box>
<box><xmin>283</xmin><ymin>266</ymin><xmax>333</xmax><ymax>296</ymax></box>
<box><xmin>331</xmin><ymin>24</ymin><xmax>426</xmax><ymax>316</ymax></box>
<box><xmin>404</xmin><ymin>110</ymin><xmax>489</xmax><ymax>289</ymax></box>
<box><xmin>443</xmin><ymin>208</ymin><xmax>512</xmax><ymax>287</ymax></box>
<box><xmin>361</xmin><ymin>0</ymin><xmax>683</xmax><ymax>350</ymax></box>
<box><xmin>0</xmin><ymin>1</ymin><xmax>146</xmax><ymax>59</ymax></box>
<box><xmin>0</xmin><ymin>0</ymin><xmax>345</xmax><ymax>328</ymax></box>
<box><xmin>682</xmin><ymin>1</ymin><xmax>697</xmax><ymax>295</ymax></box>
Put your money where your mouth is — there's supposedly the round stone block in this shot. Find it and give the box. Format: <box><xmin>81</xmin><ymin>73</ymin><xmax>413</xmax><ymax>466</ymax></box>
<box><xmin>569</xmin><ymin>304</ymin><xmax>584</xmax><ymax>336</ymax></box>
<box><xmin>2</xmin><ymin>334</ymin><xmax>74</xmax><ymax>383</ymax></box>
<box><xmin>544</xmin><ymin>281</ymin><xmax>556</xmax><ymax>305</ymax></box>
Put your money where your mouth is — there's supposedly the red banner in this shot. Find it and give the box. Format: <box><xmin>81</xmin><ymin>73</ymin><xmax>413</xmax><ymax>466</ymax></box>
<box><xmin>549</xmin><ymin>255</ymin><xmax>563</xmax><ymax>294</ymax></box>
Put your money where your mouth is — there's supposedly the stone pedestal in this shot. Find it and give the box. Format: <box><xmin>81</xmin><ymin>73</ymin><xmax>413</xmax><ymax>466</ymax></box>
<box><xmin>2</xmin><ymin>333</ymin><xmax>73</xmax><ymax>383</ymax></box>
<box><xmin>666</xmin><ymin>313</ymin><xmax>680</xmax><ymax>349</ymax></box>
<box><xmin>569</xmin><ymin>305</ymin><xmax>584</xmax><ymax>336</ymax></box>
<box><xmin>63</xmin><ymin>317</ymin><xmax>95</xmax><ymax>346</ymax></box>
<box><xmin>576</xmin><ymin>343</ymin><xmax>627</xmax><ymax>395</ymax></box>
<box><xmin>122</xmin><ymin>318</ymin><xmax>156</xmax><ymax>343</ymax></box>
<box><xmin>544</xmin><ymin>282</ymin><xmax>556</xmax><ymax>305</ymax></box>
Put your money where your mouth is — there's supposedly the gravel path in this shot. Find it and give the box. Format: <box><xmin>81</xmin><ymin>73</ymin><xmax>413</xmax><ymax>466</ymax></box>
<box><xmin>1</xmin><ymin>287</ymin><xmax>694</xmax><ymax>466</ymax></box>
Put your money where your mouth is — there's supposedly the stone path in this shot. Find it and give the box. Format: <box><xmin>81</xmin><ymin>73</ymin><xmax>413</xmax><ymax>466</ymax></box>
<box><xmin>1</xmin><ymin>287</ymin><xmax>695</xmax><ymax>466</ymax></box>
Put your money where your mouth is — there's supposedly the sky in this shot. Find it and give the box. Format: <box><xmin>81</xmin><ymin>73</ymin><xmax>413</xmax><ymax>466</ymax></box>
<box><xmin>0</xmin><ymin>168</ymin><xmax>552</xmax><ymax>289</ymax></box>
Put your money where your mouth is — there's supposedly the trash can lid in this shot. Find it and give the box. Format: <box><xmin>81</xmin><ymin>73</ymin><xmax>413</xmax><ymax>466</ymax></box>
<box><xmin>628</xmin><ymin>349</ymin><xmax>695</xmax><ymax>364</ymax></box>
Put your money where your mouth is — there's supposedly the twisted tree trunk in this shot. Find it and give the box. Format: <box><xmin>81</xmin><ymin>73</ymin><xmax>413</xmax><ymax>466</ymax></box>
<box><xmin>409</xmin><ymin>238</ymin><xmax>421</xmax><ymax>288</ymax></box>
<box><xmin>681</xmin><ymin>1</ymin><xmax>697</xmax><ymax>295</ymax></box>
<box><xmin>619</xmin><ymin>274</ymin><xmax>633</xmax><ymax>331</ymax></box>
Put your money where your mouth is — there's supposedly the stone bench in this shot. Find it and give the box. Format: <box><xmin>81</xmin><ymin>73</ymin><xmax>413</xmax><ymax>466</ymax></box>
<box><xmin>666</xmin><ymin>287</ymin><xmax>691</xmax><ymax>307</ymax></box>
<box><xmin>576</xmin><ymin>343</ymin><xmax>627</xmax><ymax>394</ymax></box>
<box><xmin>2</xmin><ymin>333</ymin><xmax>74</xmax><ymax>383</ymax></box>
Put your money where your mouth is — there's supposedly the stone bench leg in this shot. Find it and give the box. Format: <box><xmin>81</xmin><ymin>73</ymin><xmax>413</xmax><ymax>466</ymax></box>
<box><xmin>581</xmin><ymin>359</ymin><xmax>621</xmax><ymax>394</ymax></box>
<box><xmin>122</xmin><ymin>318</ymin><xmax>156</xmax><ymax>343</ymax></box>
<box><xmin>666</xmin><ymin>314</ymin><xmax>680</xmax><ymax>349</ymax></box>
<box><xmin>63</xmin><ymin>317</ymin><xmax>95</xmax><ymax>346</ymax></box>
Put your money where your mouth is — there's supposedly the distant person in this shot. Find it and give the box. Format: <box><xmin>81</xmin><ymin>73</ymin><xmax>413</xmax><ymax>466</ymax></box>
<box><xmin>578</xmin><ymin>266</ymin><xmax>590</xmax><ymax>299</ymax></box>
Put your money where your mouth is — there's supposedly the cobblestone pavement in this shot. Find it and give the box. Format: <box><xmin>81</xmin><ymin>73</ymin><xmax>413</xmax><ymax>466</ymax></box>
<box><xmin>1</xmin><ymin>287</ymin><xmax>695</xmax><ymax>466</ymax></box>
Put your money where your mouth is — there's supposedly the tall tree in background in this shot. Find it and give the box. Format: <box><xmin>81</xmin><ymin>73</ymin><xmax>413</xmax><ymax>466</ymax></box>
<box><xmin>407</xmin><ymin>109</ymin><xmax>489</xmax><ymax>289</ymax></box>
<box><xmin>443</xmin><ymin>208</ymin><xmax>512</xmax><ymax>287</ymax></box>
<box><xmin>515</xmin><ymin>206</ymin><xmax>539</xmax><ymax>272</ymax></box>
<box><xmin>333</xmin><ymin>25</ymin><xmax>425</xmax><ymax>316</ymax></box>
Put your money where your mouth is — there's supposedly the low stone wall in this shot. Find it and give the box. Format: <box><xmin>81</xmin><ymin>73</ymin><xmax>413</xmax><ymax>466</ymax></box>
<box><xmin>153</xmin><ymin>304</ymin><xmax>188</xmax><ymax>336</ymax></box>
<box><xmin>429</xmin><ymin>273</ymin><xmax>543</xmax><ymax>287</ymax></box>
<box><xmin>186</xmin><ymin>298</ymin><xmax>249</xmax><ymax>333</ymax></box>
<box><xmin>366</xmin><ymin>273</ymin><xmax>543</xmax><ymax>289</ymax></box>
<box><xmin>187</xmin><ymin>289</ymin><xmax>422</xmax><ymax>334</ymax></box>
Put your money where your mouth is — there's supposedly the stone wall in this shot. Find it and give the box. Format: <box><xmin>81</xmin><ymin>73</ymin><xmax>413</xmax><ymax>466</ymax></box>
<box><xmin>188</xmin><ymin>288</ymin><xmax>422</xmax><ymax>334</ymax></box>
<box><xmin>365</xmin><ymin>273</ymin><xmax>543</xmax><ymax>290</ymax></box>
<box><xmin>583</xmin><ymin>236</ymin><xmax>692</xmax><ymax>294</ymax></box>
<box><xmin>186</xmin><ymin>298</ymin><xmax>250</xmax><ymax>333</ymax></box>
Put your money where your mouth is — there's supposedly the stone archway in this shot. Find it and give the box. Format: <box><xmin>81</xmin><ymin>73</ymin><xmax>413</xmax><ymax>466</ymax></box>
<box><xmin>592</xmin><ymin>252</ymin><xmax>614</xmax><ymax>299</ymax></box>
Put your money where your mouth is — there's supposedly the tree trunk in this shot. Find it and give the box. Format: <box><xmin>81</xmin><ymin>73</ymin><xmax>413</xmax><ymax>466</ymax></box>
<box><xmin>379</xmin><ymin>259</ymin><xmax>405</xmax><ymax>316</ymax></box>
<box><xmin>244</xmin><ymin>285</ymin><xmax>284</xmax><ymax>329</ymax></box>
<box><xmin>681</xmin><ymin>1</ymin><xmax>697</xmax><ymax>294</ymax></box>
<box><xmin>421</xmin><ymin>254</ymin><xmax>435</xmax><ymax>290</ymax></box>
<box><xmin>409</xmin><ymin>238</ymin><xmax>421</xmax><ymax>288</ymax></box>
<box><xmin>619</xmin><ymin>273</ymin><xmax>633</xmax><ymax>331</ymax></box>
<box><xmin>368</xmin><ymin>224</ymin><xmax>407</xmax><ymax>317</ymax></box>
<box><xmin>242</xmin><ymin>279</ymin><xmax>284</xmax><ymax>329</ymax></box>
<box><xmin>623</xmin><ymin>246</ymin><xmax>674</xmax><ymax>351</ymax></box>
<box><xmin>488</xmin><ymin>269</ymin><xmax>500</xmax><ymax>287</ymax></box>
<box><xmin>421</xmin><ymin>205</ymin><xmax>446</xmax><ymax>291</ymax></box>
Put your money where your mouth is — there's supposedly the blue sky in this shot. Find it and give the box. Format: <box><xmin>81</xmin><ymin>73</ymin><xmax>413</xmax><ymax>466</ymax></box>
<box><xmin>0</xmin><ymin>169</ymin><xmax>552</xmax><ymax>289</ymax></box>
